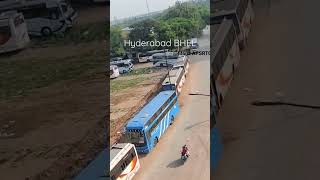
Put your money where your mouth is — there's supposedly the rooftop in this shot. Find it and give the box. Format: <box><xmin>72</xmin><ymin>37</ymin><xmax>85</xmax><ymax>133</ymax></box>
<box><xmin>126</xmin><ymin>90</ymin><xmax>176</xmax><ymax>128</ymax></box>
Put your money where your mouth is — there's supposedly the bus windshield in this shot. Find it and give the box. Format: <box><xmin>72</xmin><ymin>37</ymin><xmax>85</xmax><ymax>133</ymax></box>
<box><xmin>127</xmin><ymin>131</ymin><xmax>146</xmax><ymax>147</ymax></box>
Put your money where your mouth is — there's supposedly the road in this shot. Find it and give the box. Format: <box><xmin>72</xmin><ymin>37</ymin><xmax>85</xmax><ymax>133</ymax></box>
<box><xmin>214</xmin><ymin>0</ymin><xmax>320</xmax><ymax>179</ymax></box>
<box><xmin>134</xmin><ymin>28</ymin><xmax>210</xmax><ymax>180</ymax></box>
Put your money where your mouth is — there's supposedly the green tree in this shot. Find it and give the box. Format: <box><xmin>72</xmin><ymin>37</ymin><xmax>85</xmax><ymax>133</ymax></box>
<box><xmin>110</xmin><ymin>26</ymin><xmax>125</xmax><ymax>57</ymax></box>
<box><xmin>128</xmin><ymin>19</ymin><xmax>158</xmax><ymax>51</ymax></box>
<box><xmin>153</xmin><ymin>20</ymin><xmax>176</xmax><ymax>49</ymax></box>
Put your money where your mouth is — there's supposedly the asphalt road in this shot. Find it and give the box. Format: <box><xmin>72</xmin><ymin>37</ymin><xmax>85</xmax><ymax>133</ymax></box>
<box><xmin>134</xmin><ymin>28</ymin><xmax>210</xmax><ymax>180</ymax></box>
<box><xmin>214</xmin><ymin>0</ymin><xmax>320</xmax><ymax>179</ymax></box>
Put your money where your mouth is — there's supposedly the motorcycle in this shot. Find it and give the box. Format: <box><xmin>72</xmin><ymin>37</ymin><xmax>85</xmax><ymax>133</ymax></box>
<box><xmin>181</xmin><ymin>148</ymin><xmax>190</xmax><ymax>161</ymax></box>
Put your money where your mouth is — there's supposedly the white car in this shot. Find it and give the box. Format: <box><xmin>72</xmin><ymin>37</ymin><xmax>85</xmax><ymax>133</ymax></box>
<box><xmin>111</xmin><ymin>61</ymin><xmax>133</xmax><ymax>74</ymax></box>
<box><xmin>110</xmin><ymin>65</ymin><xmax>120</xmax><ymax>79</ymax></box>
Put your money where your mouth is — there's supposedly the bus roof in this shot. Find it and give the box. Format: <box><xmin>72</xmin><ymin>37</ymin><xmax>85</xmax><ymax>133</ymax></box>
<box><xmin>126</xmin><ymin>90</ymin><xmax>176</xmax><ymax>128</ymax></box>
<box><xmin>173</xmin><ymin>60</ymin><xmax>186</xmax><ymax>68</ymax></box>
<box><xmin>110</xmin><ymin>143</ymin><xmax>135</xmax><ymax>170</ymax></box>
<box><xmin>110</xmin><ymin>143</ymin><xmax>128</xmax><ymax>162</ymax></box>
<box><xmin>211</xmin><ymin>23</ymin><xmax>221</xmax><ymax>36</ymax></box>
<box><xmin>0</xmin><ymin>11</ymin><xmax>19</xmax><ymax>20</ymax></box>
<box><xmin>211</xmin><ymin>20</ymin><xmax>234</xmax><ymax>60</ymax></box>
<box><xmin>147</xmin><ymin>49</ymin><xmax>166</xmax><ymax>54</ymax></box>
<box><xmin>168</xmin><ymin>66</ymin><xmax>183</xmax><ymax>77</ymax></box>
<box><xmin>162</xmin><ymin>75</ymin><xmax>180</xmax><ymax>86</ymax></box>
<box><xmin>212</xmin><ymin>0</ymin><xmax>239</xmax><ymax>13</ymax></box>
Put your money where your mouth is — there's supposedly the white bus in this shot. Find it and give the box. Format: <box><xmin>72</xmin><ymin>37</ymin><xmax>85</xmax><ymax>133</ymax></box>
<box><xmin>162</xmin><ymin>66</ymin><xmax>186</xmax><ymax>95</ymax></box>
<box><xmin>211</xmin><ymin>19</ymin><xmax>240</xmax><ymax>111</ymax></box>
<box><xmin>109</xmin><ymin>143</ymin><xmax>140</xmax><ymax>180</ymax></box>
<box><xmin>151</xmin><ymin>51</ymin><xmax>178</xmax><ymax>62</ymax></box>
<box><xmin>0</xmin><ymin>0</ymin><xmax>78</xmax><ymax>36</ymax></box>
<box><xmin>172</xmin><ymin>56</ymin><xmax>190</xmax><ymax>75</ymax></box>
<box><xmin>0</xmin><ymin>11</ymin><xmax>29</xmax><ymax>54</ymax></box>
<box><xmin>153</xmin><ymin>54</ymin><xmax>187</xmax><ymax>67</ymax></box>
<box><xmin>211</xmin><ymin>0</ymin><xmax>254</xmax><ymax>49</ymax></box>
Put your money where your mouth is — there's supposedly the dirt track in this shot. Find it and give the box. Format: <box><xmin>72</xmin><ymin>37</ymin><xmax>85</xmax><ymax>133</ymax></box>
<box><xmin>214</xmin><ymin>0</ymin><xmax>320</xmax><ymax>179</ymax></box>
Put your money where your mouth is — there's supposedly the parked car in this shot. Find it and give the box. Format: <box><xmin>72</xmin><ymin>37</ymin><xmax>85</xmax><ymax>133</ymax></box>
<box><xmin>110</xmin><ymin>65</ymin><xmax>120</xmax><ymax>79</ymax></box>
<box><xmin>111</xmin><ymin>61</ymin><xmax>133</xmax><ymax>74</ymax></box>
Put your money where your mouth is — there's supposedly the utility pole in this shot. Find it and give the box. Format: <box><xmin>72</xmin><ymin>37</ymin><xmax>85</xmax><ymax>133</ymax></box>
<box><xmin>165</xmin><ymin>52</ymin><xmax>172</xmax><ymax>90</ymax></box>
<box><xmin>145</xmin><ymin>0</ymin><xmax>150</xmax><ymax>15</ymax></box>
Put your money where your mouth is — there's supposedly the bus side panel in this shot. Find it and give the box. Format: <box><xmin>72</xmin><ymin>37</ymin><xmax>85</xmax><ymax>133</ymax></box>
<box><xmin>240</xmin><ymin>0</ymin><xmax>255</xmax><ymax>42</ymax></box>
<box><xmin>216</xmin><ymin>40</ymin><xmax>240</xmax><ymax>103</ymax></box>
<box><xmin>148</xmin><ymin>98</ymin><xmax>179</xmax><ymax>152</ymax></box>
<box><xmin>211</xmin><ymin>127</ymin><xmax>222</xmax><ymax>174</ymax></box>
<box><xmin>171</xmin><ymin>99</ymin><xmax>180</xmax><ymax>120</ymax></box>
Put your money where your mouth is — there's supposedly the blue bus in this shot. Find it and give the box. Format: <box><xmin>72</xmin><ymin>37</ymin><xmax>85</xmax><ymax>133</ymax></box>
<box><xmin>211</xmin><ymin>83</ymin><xmax>223</xmax><ymax>174</ymax></box>
<box><xmin>125</xmin><ymin>90</ymin><xmax>180</xmax><ymax>153</ymax></box>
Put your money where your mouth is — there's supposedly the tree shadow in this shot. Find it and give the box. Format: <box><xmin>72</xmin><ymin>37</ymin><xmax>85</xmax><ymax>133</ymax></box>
<box><xmin>166</xmin><ymin>158</ymin><xmax>184</xmax><ymax>168</ymax></box>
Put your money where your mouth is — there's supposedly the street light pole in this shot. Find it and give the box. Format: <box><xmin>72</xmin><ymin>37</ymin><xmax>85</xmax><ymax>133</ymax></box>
<box><xmin>166</xmin><ymin>53</ymin><xmax>172</xmax><ymax>90</ymax></box>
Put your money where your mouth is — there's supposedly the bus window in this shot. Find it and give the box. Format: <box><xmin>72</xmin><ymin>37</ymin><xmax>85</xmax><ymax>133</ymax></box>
<box><xmin>0</xmin><ymin>25</ymin><xmax>11</xmax><ymax>45</ymax></box>
<box><xmin>127</xmin><ymin>131</ymin><xmax>146</xmax><ymax>147</ymax></box>
<box><xmin>48</xmin><ymin>7</ymin><xmax>61</xmax><ymax>20</ymax></box>
<box><xmin>22</xmin><ymin>7</ymin><xmax>50</xmax><ymax>19</ymax></box>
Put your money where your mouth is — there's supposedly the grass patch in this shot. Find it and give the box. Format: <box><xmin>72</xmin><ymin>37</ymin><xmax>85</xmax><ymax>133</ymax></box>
<box><xmin>126</xmin><ymin>67</ymin><xmax>160</xmax><ymax>76</ymax></box>
<box><xmin>110</xmin><ymin>77</ymin><xmax>149</xmax><ymax>93</ymax></box>
<box><xmin>0</xmin><ymin>55</ymin><xmax>105</xmax><ymax>100</ymax></box>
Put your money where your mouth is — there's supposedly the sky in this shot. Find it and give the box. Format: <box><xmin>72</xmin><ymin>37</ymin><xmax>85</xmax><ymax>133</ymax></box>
<box><xmin>110</xmin><ymin>0</ymin><xmax>188</xmax><ymax>20</ymax></box>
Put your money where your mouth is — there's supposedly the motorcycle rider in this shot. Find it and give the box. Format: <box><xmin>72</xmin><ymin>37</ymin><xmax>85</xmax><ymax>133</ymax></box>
<box><xmin>181</xmin><ymin>145</ymin><xmax>190</xmax><ymax>158</ymax></box>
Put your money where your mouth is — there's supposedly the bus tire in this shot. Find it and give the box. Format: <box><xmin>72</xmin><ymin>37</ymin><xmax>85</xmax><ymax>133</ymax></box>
<box><xmin>219</xmin><ymin>94</ymin><xmax>223</xmax><ymax>109</ymax></box>
<box><xmin>153</xmin><ymin>137</ymin><xmax>159</xmax><ymax>148</ymax></box>
<box><xmin>170</xmin><ymin>115</ymin><xmax>174</xmax><ymax>125</ymax></box>
<box><xmin>232</xmin><ymin>64</ymin><xmax>235</xmax><ymax>79</ymax></box>
<box><xmin>41</xmin><ymin>27</ymin><xmax>52</xmax><ymax>37</ymax></box>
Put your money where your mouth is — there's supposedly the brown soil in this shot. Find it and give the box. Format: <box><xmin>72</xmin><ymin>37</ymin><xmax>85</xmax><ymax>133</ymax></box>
<box><xmin>0</xmin><ymin>36</ymin><xmax>106</xmax><ymax>180</ymax></box>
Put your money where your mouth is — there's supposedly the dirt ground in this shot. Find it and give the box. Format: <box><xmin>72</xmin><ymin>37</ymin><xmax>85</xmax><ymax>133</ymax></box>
<box><xmin>110</xmin><ymin>70</ymin><xmax>167</xmax><ymax>145</ymax></box>
<box><xmin>74</xmin><ymin>5</ymin><xmax>108</xmax><ymax>26</ymax></box>
<box><xmin>0</xmin><ymin>5</ymin><xmax>107</xmax><ymax>180</ymax></box>
<box><xmin>215</xmin><ymin>0</ymin><xmax>320</xmax><ymax>179</ymax></box>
